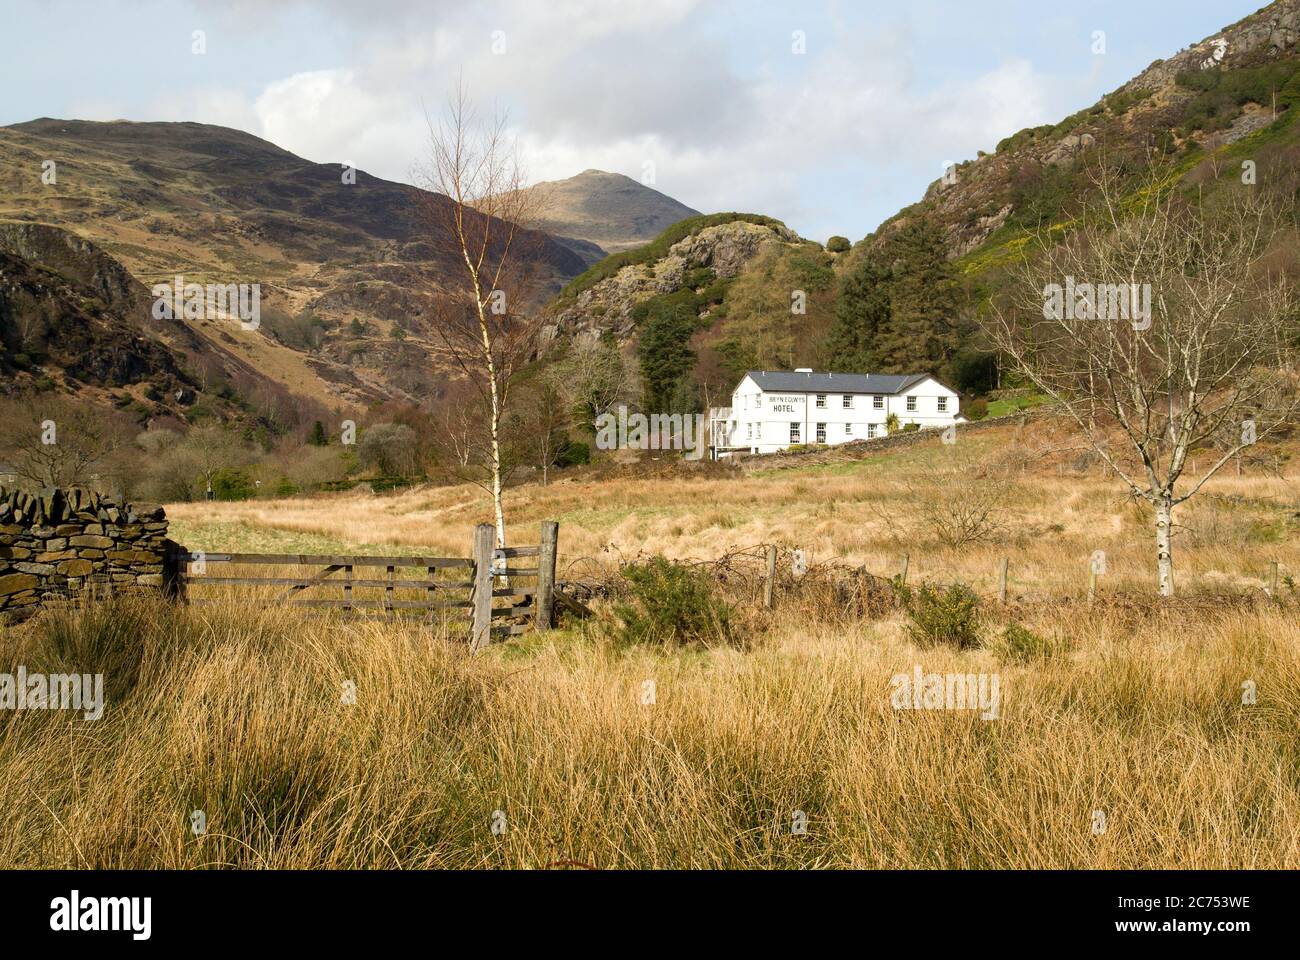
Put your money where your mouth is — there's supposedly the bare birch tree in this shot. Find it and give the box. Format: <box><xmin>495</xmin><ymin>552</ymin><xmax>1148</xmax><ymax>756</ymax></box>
<box><xmin>985</xmin><ymin>157</ymin><xmax>1298</xmax><ymax>595</ymax></box>
<box><xmin>416</xmin><ymin>83</ymin><xmax>545</xmax><ymax>547</ymax></box>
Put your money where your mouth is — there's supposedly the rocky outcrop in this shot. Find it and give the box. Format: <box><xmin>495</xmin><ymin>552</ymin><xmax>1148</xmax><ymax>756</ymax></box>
<box><xmin>548</xmin><ymin>218</ymin><xmax>801</xmax><ymax>343</ymax></box>
<box><xmin>888</xmin><ymin>0</ymin><xmax>1300</xmax><ymax>263</ymax></box>
<box><xmin>0</xmin><ymin>486</ymin><xmax>183</xmax><ymax>620</ymax></box>
<box><xmin>1130</xmin><ymin>1</ymin><xmax>1300</xmax><ymax>92</ymax></box>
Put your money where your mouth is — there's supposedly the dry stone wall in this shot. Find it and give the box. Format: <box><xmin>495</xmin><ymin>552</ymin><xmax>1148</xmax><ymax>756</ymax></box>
<box><xmin>0</xmin><ymin>486</ymin><xmax>183</xmax><ymax>619</ymax></box>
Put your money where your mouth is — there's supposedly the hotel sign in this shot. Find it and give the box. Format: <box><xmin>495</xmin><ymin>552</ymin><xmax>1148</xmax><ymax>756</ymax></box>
<box><xmin>768</xmin><ymin>394</ymin><xmax>805</xmax><ymax>414</ymax></box>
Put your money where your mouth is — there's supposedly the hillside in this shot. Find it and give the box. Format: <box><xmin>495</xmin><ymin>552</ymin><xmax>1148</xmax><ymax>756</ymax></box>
<box><xmin>530</xmin><ymin>169</ymin><xmax>700</xmax><ymax>264</ymax></box>
<box><xmin>0</xmin><ymin>221</ymin><xmax>306</xmax><ymax>426</ymax></box>
<box><xmin>551</xmin><ymin>0</ymin><xmax>1300</xmax><ymax>414</ymax></box>
<box><xmin>871</xmin><ymin>0</ymin><xmax>1300</xmax><ymax>269</ymax></box>
<box><xmin>0</xmin><ymin>119</ymin><xmax>588</xmax><ymax>410</ymax></box>
<box><xmin>544</xmin><ymin>213</ymin><xmax>853</xmax><ymax>409</ymax></box>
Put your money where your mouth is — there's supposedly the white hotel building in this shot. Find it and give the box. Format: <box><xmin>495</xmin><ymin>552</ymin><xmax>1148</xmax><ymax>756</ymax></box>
<box><xmin>710</xmin><ymin>369</ymin><xmax>961</xmax><ymax>457</ymax></box>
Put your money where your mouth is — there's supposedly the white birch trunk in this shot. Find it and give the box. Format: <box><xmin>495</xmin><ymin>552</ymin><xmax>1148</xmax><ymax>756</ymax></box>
<box><xmin>1155</xmin><ymin>495</ymin><xmax>1174</xmax><ymax>596</ymax></box>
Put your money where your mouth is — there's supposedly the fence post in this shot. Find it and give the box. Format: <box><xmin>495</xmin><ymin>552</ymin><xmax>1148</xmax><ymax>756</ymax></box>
<box><xmin>1268</xmin><ymin>560</ymin><xmax>1279</xmax><ymax>599</ymax></box>
<box><xmin>471</xmin><ymin>523</ymin><xmax>495</xmax><ymax>653</ymax></box>
<box><xmin>764</xmin><ymin>544</ymin><xmax>777</xmax><ymax>609</ymax></box>
<box><xmin>1088</xmin><ymin>562</ymin><xmax>1097</xmax><ymax>604</ymax></box>
<box><xmin>536</xmin><ymin>520</ymin><xmax>559</xmax><ymax>630</ymax></box>
<box><xmin>998</xmin><ymin>557</ymin><xmax>1008</xmax><ymax>604</ymax></box>
<box><xmin>899</xmin><ymin>552</ymin><xmax>909</xmax><ymax>585</ymax></box>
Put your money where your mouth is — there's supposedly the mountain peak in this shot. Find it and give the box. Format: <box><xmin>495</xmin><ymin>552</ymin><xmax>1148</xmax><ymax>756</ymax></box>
<box><xmin>533</xmin><ymin>168</ymin><xmax>700</xmax><ymax>257</ymax></box>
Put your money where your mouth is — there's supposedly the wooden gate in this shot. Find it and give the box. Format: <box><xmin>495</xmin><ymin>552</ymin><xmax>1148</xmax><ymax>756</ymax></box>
<box><xmin>175</xmin><ymin>521</ymin><xmax>559</xmax><ymax>651</ymax></box>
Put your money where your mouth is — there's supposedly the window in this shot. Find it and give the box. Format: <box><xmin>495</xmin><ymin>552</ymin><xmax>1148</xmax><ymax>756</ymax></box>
<box><xmin>873</xmin><ymin>395</ymin><xmax>884</xmax><ymax>410</ymax></box>
<box><xmin>790</xmin><ymin>422</ymin><xmax>801</xmax><ymax>444</ymax></box>
<box><xmin>937</xmin><ymin>396</ymin><xmax>947</xmax><ymax>412</ymax></box>
<box><xmin>747</xmin><ymin>423</ymin><xmax>753</xmax><ymax>440</ymax></box>
<box><xmin>845</xmin><ymin>423</ymin><xmax>853</xmax><ymax>436</ymax></box>
<box><xmin>815</xmin><ymin>394</ymin><xmax>827</xmax><ymax>408</ymax></box>
<box><xmin>755</xmin><ymin>394</ymin><xmax>762</xmax><ymax>407</ymax></box>
<box><xmin>906</xmin><ymin>395</ymin><xmax>917</xmax><ymax>412</ymax></box>
<box><xmin>867</xmin><ymin>424</ymin><xmax>876</xmax><ymax>438</ymax></box>
<box><xmin>842</xmin><ymin>394</ymin><xmax>853</xmax><ymax>408</ymax></box>
<box><xmin>816</xmin><ymin>422</ymin><xmax>826</xmax><ymax>443</ymax></box>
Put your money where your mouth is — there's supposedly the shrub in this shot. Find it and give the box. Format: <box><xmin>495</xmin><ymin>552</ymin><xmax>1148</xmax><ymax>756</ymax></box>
<box><xmin>903</xmin><ymin>582</ymin><xmax>983</xmax><ymax>649</ymax></box>
<box><xmin>555</xmin><ymin>439</ymin><xmax>590</xmax><ymax>467</ymax></box>
<box><xmin>826</xmin><ymin>236</ymin><xmax>851</xmax><ymax>253</ymax></box>
<box><xmin>965</xmin><ymin>398</ymin><xmax>989</xmax><ymax>420</ymax></box>
<box><xmin>685</xmin><ymin>267</ymin><xmax>717</xmax><ymax>289</ymax></box>
<box><xmin>613</xmin><ymin>557</ymin><xmax>732</xmax><ymax>646</ymax></box>
<box><xmin>901</xmin><ymin>422</ymin><xmax>920</xmax><ymax>433</ymax></box>
<box><xmin>356</xmin><ymin>423</ymin><xmax>418</xmax><ymax>476</ymax></box>
<box><xmin>212</xmin><ymin>467</ymin><xmax>256</xmax><ymax>501</ymax></box>
<box><xmin>998</xmin><ymin>622</ymin><xmax>1062</xmax><ymax>662</ymax></box>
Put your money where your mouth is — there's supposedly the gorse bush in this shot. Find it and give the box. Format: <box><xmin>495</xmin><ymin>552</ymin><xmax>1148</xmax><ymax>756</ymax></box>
<box><xmin>613</xmin><ymin>557</ymin><xmax>732</xmax><ymax>646</ymax></box>
<box><xmin>902</xmin><ymin>582</ymin><xmax>984</xmax><ymax>649</ymax></box>
<box><xmin>998</xmin><ymin>621</ymin><xmax>1063</xmax><ymax>662</ymax></box>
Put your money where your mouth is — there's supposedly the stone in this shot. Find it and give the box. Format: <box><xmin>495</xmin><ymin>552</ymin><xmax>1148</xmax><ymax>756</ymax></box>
<box><xmin>35</xmin><ymin>551</ymin><xmax>77</xmax><ymax>562</ymax></box>
<box><xmin>0</xmin><ymin>573</ymin><xmax>38</xmax><ymax>596</ymax></box>
<box><xmin>69</xmin><ymin>535</ymin><xmax>114</xmax><ymax>549</ymax></box>
<box><xmin>135</xmin><ymin>573</ymin><xmax>164</xmax><ymax>587</ymax></box>
<box><xmin>45</xmin><ymin>537</ymin><xmax>68</xmax><ymax>551</ymax></box>
<box><xmin>14</xmin><ymin>562</ymin><xmax>55</xmax><ymax>575</ymax></box>
<box><xmin>109</xmin><ymin>549</ymin><xmax>156</xmax><ymax>563</ymax></box>
<box><xmin>58</xmin><ymin>559</ymin><xmax>94</xmax><ymax>577</ymax></box>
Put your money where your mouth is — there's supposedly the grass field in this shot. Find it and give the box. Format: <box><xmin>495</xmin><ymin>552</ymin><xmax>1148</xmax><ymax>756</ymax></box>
<box><xmin>2</xmin><ymin>417</ymin><xmax>1297</xmax><ymax>868</ymax></box>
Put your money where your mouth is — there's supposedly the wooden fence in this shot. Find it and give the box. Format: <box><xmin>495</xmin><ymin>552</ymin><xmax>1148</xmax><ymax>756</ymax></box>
<box><xmin>174</xmin><ymin>520</ymin><xmax>560</xmax><ymax>651</ymax></box>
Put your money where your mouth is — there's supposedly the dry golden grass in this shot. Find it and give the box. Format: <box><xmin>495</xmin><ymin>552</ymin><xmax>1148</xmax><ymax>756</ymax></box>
<box><xmin>166</xmin><ymin>425</ymin><xmax>1298</xmax><ymax>600</ymax></box>
<box><xmin>0</xmin><ymin>594</ymin><xmax>1295</xmax><ymax>868</ymax></box>
<box><xmin>3</xmin><ymin>420</ymin><xmax>1295</xmax><ymax>869</ymax></box>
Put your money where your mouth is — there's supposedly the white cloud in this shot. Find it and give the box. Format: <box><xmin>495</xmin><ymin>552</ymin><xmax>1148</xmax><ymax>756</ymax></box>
<box><xmin>175</xmin><ymin>2</ymin><xmax>1053</xmax><ymax>240</ymax></box>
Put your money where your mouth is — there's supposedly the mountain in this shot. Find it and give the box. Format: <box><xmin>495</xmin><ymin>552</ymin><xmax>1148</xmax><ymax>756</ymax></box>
<box><xmin>530</xmin><ymin>169</ymin><xmax>700</xmax><ymax>263</ymax></box>
<box><xmin>870</xmin><ymin>0</ymin><xmax>1300</xmax><ymax>271</ymax></box>
<box><xmin>541</xmin><ymin>1</ymin><xmax>1300</xmax><ymax>414</ymax></box>
<box><xmin>0</xmin><ymin>220</ymin><xmax>311</xmax><ymax>425</ymax></box>
<box><xmin>0</xmin><ymin>119</ymin><xmax>588</xmax><ymax>410</ymax></box>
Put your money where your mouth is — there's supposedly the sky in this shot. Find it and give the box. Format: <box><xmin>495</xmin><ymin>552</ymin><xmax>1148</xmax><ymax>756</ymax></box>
<box><xmin>0</xmin><ymin>0</ymin><xmax>1264</xmax><ymax>242</ymax></box>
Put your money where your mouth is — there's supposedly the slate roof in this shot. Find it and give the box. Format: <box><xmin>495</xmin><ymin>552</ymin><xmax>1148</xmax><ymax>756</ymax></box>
<box><xmin>742</xmin><ymin>370</ymin><xmax>932</xmax><ymax>394</ymax></box>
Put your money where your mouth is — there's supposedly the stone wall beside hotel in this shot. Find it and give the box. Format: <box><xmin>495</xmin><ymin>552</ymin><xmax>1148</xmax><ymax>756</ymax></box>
<box><xmin>0</xmin><ymin>486</ymin><xmax>182</xmax><ymax>619</ymax></box>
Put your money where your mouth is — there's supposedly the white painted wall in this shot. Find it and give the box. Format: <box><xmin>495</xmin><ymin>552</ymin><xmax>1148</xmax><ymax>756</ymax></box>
<box><xmin>715</xmin><ymin>375</ymin><xmax>959</xmax><ymax>455</ymax></box>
